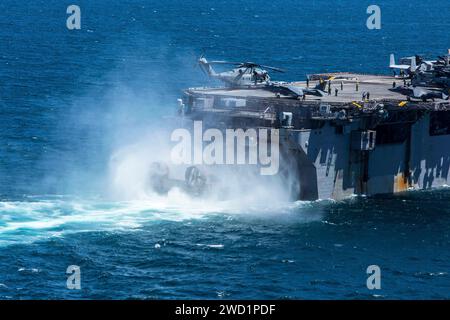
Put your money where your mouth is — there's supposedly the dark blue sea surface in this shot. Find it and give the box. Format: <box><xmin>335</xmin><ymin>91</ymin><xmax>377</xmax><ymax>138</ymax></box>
<box><xmin>0</xmin><ymin>0</ymin><xmax>450</xmax><ymax>299</ymax></box>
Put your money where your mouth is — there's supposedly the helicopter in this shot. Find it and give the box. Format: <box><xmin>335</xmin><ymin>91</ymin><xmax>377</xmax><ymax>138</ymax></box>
<box><xmin>197</xmin><ymin>55</ymin><xmax>285</xmax><ymax>87</ymax></box>
<box><xmin>197</xmin><ymin>55</ymin><xmax>327</xmax><ymax>97</ymax></box>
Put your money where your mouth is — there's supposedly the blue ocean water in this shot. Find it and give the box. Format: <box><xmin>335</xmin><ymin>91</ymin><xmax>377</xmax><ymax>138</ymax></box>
<box><xmin>0</xmin><ymin>0</ymin><xmax>450</xmax><ymax>299</ymax></box>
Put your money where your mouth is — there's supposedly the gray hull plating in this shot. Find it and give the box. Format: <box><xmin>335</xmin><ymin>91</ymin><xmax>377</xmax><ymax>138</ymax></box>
<box><xmin>282</xmin><ymin>114</ymin><xmax>450</xmax><ymax>200</ymax></box>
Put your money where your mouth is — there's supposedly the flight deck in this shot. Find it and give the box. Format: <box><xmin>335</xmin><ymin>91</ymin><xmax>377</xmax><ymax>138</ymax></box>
<box><xmin>188</xmin><ymin>73</ymin><xmax>448</xmax><ymax>104</ymax></box>
<box><xmin>185</xmin><ymin>72</ymin><xmax>450</xmax><ymax>120</ymax></box>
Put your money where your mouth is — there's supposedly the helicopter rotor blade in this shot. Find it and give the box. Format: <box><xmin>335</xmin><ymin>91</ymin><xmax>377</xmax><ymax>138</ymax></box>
<box><xmin>194</xmin><ymin>53</ymin><xmax>213</xmax><ymax>78</ymax></box>
<box><xmin>194</xmin><ymin>52</ymin><xmax>205</xmax><ymax>68</ymax></box>
<box><xmin>237</xmin><ymin>62</ymin><xmax>285</xmax><ymax>73</ymax></box>
<box><xmin>208</xmin><ymin>61</ymin><xmax>242</xmax><ymax>65</ymax></box>
<box><xmin>238</xmin><ymin>62</ymin><xmax>257</xmax><ymax>68</ymax></box>
<box><xmin>259</xmin><ymin>65</ymin><xmax>285</xmax><ymax>73</ymax></box>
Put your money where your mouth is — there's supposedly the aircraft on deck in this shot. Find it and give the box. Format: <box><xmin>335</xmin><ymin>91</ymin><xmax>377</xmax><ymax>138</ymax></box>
<box><xmin>390</xmin><ymin>85</ymin><xmax>448</xmax><ymax>102</ymax></box>
<box><xmin>197</xmin><ymin>55</ymin><xmax>328</xmax><ymax>97</ymax></box>
<box><xmin>197</xmin><ymin>55</ymin><xmax>284</xmax><ymax>87</ymax></box>
<box><xmin>389</xmin><ymin>51</ymin><xmax>450</xmax><ymax>101</ymax></box>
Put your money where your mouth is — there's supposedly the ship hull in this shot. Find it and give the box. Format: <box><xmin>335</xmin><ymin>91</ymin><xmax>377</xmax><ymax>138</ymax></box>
<box><xmin>280</xmin><ymin>113</ymin><xmax>450</xmax><ymax>200</ymax></box>
<box><xmin>180</xmin><ymin>72</ymin><xmax>450</xmax><ymax>201</ymax></box>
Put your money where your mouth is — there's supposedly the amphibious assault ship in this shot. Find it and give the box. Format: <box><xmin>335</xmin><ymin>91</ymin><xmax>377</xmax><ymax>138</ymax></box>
<box><xmin>166</xmin><ymin>54</ymin><xmax>450</xmax><ymax>201</ymax></box>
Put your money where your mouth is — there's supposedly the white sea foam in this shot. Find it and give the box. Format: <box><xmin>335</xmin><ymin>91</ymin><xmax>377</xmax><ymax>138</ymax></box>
<box><xmin>0</xmin><ymin>125</ymin><xmax>329</xmax><ymax>245</ymax></box>
<box><xmin>0</xmin><ymin>193</ymin><xmax>325</xmax><ymax>247</ymax></box>
<box><xmin>18</xmin><ymin>268</ymin><xmax>40</xmax><ymax>273</ymax></box>
<box><xmin>0</xmin><ymin>134</ymin><xmax>327</xmax><ymax>245</ymax></box>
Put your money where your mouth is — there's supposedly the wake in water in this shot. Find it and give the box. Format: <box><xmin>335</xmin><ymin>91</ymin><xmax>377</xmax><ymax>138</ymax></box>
<box><xmin>0</xmin><ymin>194</ymin><xmax>326</xmax><ymax>246</ymax></box>
<box><xmin>0</xmin><ymin>112</ymin><xmax>331</xmax><ymax>247</ymax></box>
<box><xmin>0</xmin><ymin>132</ymin><xmax>326</xmax><ymax>245</ymax></box>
